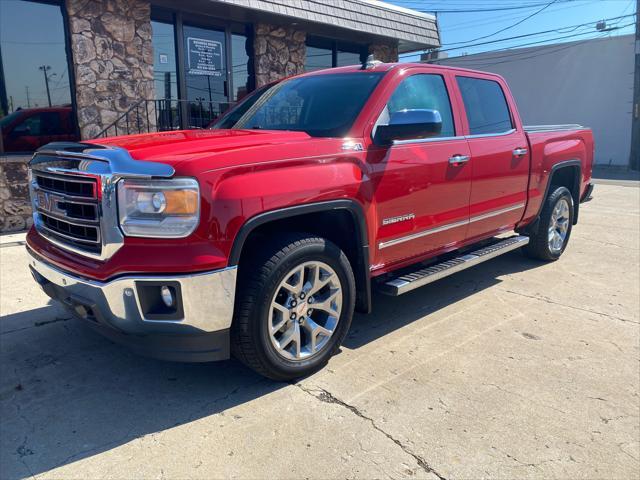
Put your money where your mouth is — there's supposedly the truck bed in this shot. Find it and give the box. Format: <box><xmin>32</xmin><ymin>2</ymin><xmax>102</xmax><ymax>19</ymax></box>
<box><xmin>519</xmin><ymin>124</ymin><xmax>594</xmax><ymax>227</ymax></box>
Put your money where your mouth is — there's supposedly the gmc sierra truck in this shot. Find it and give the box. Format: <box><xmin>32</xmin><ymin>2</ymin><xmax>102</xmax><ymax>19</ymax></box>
<box><xmin>26</xmin><ymin>61</ymin><xmax>594</xmax><ymax>380</ymax></box>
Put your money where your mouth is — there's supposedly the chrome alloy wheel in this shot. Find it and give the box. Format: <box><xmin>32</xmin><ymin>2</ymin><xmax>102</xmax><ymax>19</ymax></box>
<box><xmin>268</xmin><ymin>261</ymin><xmax>343</xmax><ymax>361</ymax></box>
<box><xmin>548</xmin><ymin>197</ymin><xmax>570</xmax><ymax>253</ymax></box>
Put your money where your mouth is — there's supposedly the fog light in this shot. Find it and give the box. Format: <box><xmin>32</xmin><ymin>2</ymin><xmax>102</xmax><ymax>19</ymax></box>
<box><xmin>160</xmin><ymin>286</ymin><xmax>174</xmax><ymax>307</ymax></box>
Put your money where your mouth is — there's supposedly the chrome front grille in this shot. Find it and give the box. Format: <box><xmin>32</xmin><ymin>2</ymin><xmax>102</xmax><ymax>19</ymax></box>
<box><xmin>31</xmin><ymin>172</ymin><xmax>102</xmax><ymax>255</ymax></box>
<box><xmin>35</xmin><ymin>173</ymin><xmax>96</xmax><ymax>198</ymax></box>
<box><xmin>28</xmin><ymin>142</ymin><xmax>175</xmax><ymax>261</ymax></box>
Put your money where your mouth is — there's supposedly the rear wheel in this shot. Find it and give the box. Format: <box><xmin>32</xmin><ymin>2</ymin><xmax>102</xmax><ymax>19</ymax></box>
<box><xmin>524</xmin><ymin>186</ymin><xmax>574</xmax><ymax>261</ymax></box>
<box><xmin>231</xmin><ymin>234</ymin><xmax>355</xmax><ymax>381</ymax></box>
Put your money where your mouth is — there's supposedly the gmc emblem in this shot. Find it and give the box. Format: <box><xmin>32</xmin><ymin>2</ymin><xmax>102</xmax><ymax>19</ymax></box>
<box><xmin>36</xmin><ymin>191</ymin><xmax>66</xmax><ymax>216</ymax></box>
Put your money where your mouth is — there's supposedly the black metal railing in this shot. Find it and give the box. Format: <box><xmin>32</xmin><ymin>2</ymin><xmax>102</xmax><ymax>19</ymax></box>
<box><xmin>95</xmin><ymin>99</ymin><xmax>231</xmax><ymax>138</ymax></box>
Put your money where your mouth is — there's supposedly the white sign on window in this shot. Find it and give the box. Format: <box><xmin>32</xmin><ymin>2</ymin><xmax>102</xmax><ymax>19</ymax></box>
<box><xmin>187</xmin><ymin>37</ymin><xmax>223</xmax><ymax>77</ymax></box>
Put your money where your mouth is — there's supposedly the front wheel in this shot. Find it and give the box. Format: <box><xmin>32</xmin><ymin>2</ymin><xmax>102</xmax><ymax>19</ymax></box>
<box><xmin>231</xmin><ymin>234</ymin><xmax>355</xmax><ymax>381</ymax></box>
<box><xmin>524</xmin><ymin>186</ymin><xmax>574</xmax><ymax>261</ymax></box>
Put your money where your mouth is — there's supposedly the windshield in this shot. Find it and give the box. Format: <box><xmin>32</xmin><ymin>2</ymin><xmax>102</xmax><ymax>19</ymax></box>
<box><xmin>212</xmin><ymin>72</ymin><xmax>384</xmax><ymax>137</ymax></box>
<box><xmin>0</xmin><ymin>111</ymin><xmax>22</xmax><ymax>129</ymax></box>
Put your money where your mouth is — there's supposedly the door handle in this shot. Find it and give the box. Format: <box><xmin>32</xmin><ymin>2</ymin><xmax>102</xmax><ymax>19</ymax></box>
<box><xmin>449</xmin><ymin>154</ymin><xmax>470</xmax><ymax>166</ymax></box>
<box><xmin>513</xmin><ymin>147</ymin><xmax>528</xmax><ymax>157</ymax></box>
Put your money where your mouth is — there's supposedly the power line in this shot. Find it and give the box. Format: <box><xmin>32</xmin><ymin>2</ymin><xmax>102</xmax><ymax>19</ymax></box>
<box><xmin>392</xmin><ymin>0</ymin><xmax>576</xmax><ymax>13</ymax></box>
<box><xmin>439</xmin><ymin>0</ymin><xmax>595</xmax><ymax>32</ymax></box>
<box><xmin>436</xmin><ymin>13</ymin><xmax>635</xmax><ymax>52</ymax></box>
<box><xmin>429</xmin><ymin>29</ymin><xmax>625</xmax><ymax>65</ymax></box>
<box><xmin>443</xmin><ymin>0</ymin><xmax>561</xmax><ymax>45</ymax></box>
<box><xmin>434</xmin><ymin>32</ymin><xmax>610</xmax><ymax>69</ymax></box>
<box><xmin>399</xmin><ymin>15</ymin><xmax>635</xmax><ymax>58</ymax></box>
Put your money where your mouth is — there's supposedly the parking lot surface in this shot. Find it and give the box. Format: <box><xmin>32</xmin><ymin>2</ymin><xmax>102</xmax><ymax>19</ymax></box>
<box><xmin>1</xmin><ymin>183</ymin><xmax>639</xmax><ymax>479</ymax></box>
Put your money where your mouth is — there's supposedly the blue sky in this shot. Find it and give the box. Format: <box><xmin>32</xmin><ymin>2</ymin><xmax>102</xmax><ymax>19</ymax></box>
<box><xmin>387</xmin><ymin>0</ymin><xmax>637</xmax><ymax>60</ymax></box>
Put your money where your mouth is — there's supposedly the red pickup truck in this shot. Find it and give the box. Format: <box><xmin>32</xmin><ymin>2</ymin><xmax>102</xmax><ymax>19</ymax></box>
<box><xmin>26</xmin><ymin>61</ymin><xmax>594</xmax><ymax>380</ymax></box>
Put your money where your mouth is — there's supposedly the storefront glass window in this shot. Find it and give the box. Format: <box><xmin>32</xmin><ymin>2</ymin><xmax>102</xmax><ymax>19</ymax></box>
<box><xmin>182</xmin><ymin>24</ymin><xmax>228</xmax><ymax>128</ymax></box>
<box><xmin>306</xmin><ymin>37</ymin><xmax>365</xmax><ymax>71</ymax></box>
<box><xmin>336</xmin><ymin>50</ymin><xmax>362</xmax><ymax>67</ymax></box>
<box><xmin>0</xmin><ymin>0</ymin><xmax>77</xmax><ymax>154</ymax></box>
<box><xmin>305</xmin><ymin>37</ymin><xmax>333</xmax><ymax>72</ymax></box>
<box><xmin>151</xmin><ymin>19</ymin><xmax>180</xmax><ymax>131</ymax></box>
<box><xmin>231</xmin><ymin>33</ymin><xmax>250</xmax><ymax>101</ymax></box>
<box><xmin>305</xmin><ymin>45</ymin><xmax>333</xmax><ymax>72</ymax></box>
<box><xmin>152</xmin><ymin>21</ymin><xmax>178</xmax><ymax>101</ymax></box>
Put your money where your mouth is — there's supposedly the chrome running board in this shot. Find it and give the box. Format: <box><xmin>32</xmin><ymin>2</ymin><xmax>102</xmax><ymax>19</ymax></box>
<box><xmin>380</xmin><ymin>235</ymin><xmax>530</xmax><ymax>296</ymax></box>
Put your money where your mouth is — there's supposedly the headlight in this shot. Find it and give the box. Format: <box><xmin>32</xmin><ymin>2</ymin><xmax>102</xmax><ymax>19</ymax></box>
<box><xmin>117</xmin><ymin>178</ymin><xmax>200</xmax><ymax>238</ymax></box>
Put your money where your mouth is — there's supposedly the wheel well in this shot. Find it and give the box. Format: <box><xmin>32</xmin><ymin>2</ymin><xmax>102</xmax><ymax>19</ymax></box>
<box><xmin>549</xmin><ymin>164</ymin><xmax>580</xmax><ymax>224</ymax></box>
<box><xmin>236</xmin><ymin>209</ymin><xmax>371</xmax><ymax>313</ymax></box>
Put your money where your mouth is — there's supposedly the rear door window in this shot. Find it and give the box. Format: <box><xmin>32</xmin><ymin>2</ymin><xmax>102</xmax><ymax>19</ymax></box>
<box><xmin>456</xmin><ymin>76</ymin><xmax>513</xmax><ymax>135</ymax></box>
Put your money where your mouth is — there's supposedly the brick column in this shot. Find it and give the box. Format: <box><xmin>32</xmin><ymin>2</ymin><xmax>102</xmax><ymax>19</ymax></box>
<box><xmin>254</xmin><ymin>23</ymin><xmax>306</xmax><ymax>88</ymax></box>
<box><xmin>66</xmin><ymin>0</ymin><xmax>155</xmax><ymax>139</ymax></box>
<box><xmin>368</xmin><ymin>43</ymin><xmax>399</xmax><ymax>63</ymax></box>
<box><xmin>0</xmin><ymin>156</ymin><xmax>32</xmax><ymax>233</ymax></box>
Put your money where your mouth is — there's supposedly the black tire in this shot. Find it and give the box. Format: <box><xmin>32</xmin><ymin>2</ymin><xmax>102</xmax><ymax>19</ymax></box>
<box><xmin>231</xmin><ymin>233</ymin><xmax>355</xmax><ymax>381</ymax></box>
<box><xmin>523</xmin><ymin>186</ymin><xmax>574</xmax><ymax>261</ymax></box>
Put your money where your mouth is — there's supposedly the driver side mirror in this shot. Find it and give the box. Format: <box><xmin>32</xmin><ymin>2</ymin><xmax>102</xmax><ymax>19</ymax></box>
<box><xmin>374</xmin><ymin>109</ymin><xmax>442</xmax><ymax>145</ymax></box>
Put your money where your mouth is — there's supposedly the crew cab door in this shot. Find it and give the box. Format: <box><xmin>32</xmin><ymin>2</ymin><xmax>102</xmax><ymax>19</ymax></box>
<box><xmin>367</xmin><ymin>70</ymin><xmax>472</xmax><ymax>270</ymax></box>
<box><xmin>454</xmin><ymin>74</ymin><xmax>530</xmax><ymax>240</ymax></box>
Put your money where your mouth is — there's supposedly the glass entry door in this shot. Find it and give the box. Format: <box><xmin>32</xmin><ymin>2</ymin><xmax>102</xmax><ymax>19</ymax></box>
<box><xmin>182</xmin><ymin>24</ymin><xmax>229</xmax><ymax>128</ymax></box>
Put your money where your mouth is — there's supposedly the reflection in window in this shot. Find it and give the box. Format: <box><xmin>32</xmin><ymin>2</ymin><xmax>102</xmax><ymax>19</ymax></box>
<box><xmin>305</xmin><ymin>45</ymin><xmax>333</xmax><ymax>72</ymax></box>
<box><xmin>152</xmin><ymin>20</ymin><xmax>178</xmax><ymax>101</ymax></box>
<box><xmin>231</xmin><ymin>33</ymin><xmax>250</xmax><ymax>101</ymax></box>
<box><xmin>456</xmin><ymin>76</ymin><xmax>513</xmax><ymax>135</ymax></box>
<box><xmin>383</xmin><ymin>74</ymin><xmax>455</xmax><ymax>138</ymax></box>
<box><xmin>0</xmin><ymin>0</ymin><xmax>77</xmax><ymax>153</ymax></box>
<box><xmin>305</xmin><ymin>37</ymin><xmax>365</xmax><ymax>71</ymax></box>
<box><xmin>227</xmin><ymin>72</ymin><xmax>384</xmax><ymax>137</ymax></box>
<box><xmin>183</xmin><ymin>24</ymin><xmax>227</xmax><ymax>128</ymax></box>
<box><xmin>336</xmin><ymin>42</ymin><xmax>364</xmax><ymax>67</ymax></box>
<box><xmin>336</xmin><ymin>51</ymin><xmax>361</xmax><ymax>67</ymax></box>
<box><xmin>152</xmin><ymin>19</ymin><xmax>179</xmax><ymax>130</ymax></box>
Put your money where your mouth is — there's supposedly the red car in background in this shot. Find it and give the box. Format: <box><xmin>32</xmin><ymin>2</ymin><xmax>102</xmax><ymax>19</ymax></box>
<box><xmin>1</xmin><ymin>106</ymin><xmax>78</xmax><ymax>153</ymax></box>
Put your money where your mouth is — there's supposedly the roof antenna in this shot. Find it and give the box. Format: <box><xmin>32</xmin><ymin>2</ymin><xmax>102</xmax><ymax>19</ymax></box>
<box><xmin>363</xmin><ymin>54</ymin><xmax>382</xmax><ymax>70</ymax></box>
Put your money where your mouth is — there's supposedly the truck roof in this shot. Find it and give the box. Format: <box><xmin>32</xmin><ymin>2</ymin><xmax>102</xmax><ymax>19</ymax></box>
<box><xmin>300</xmin><ymin>62</ymin><xmax>505</xmax><ymax>81</ymax></box>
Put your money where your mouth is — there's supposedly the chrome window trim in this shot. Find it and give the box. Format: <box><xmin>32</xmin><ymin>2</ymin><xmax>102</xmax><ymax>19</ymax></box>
<box><xmin>391</xmin><ymin>128</ymin><xmax>517</xmax><ymax>146</ymax></box>
<box><xmin>392</xmin><ymin>135</ymin><xmax>466</xmax><ymax>146</ymax></box>
<box><xmin>465</xmin><ymin>128</ymin><xmax>516</xmax><ymax>139</ymax></box>
<box><xmin>378</xmin><ymin>202</ymin><xmax>526</xmax><ymax>250</ymax></box>
<box><xmin>524</xmin><ymin>124</ymin><xmax>586</xmax><ymax>133</ymax></box>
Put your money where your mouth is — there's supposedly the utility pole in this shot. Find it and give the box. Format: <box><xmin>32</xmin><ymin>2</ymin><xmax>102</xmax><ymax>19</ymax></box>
<box><xmin>39</xmin><ymin>65</ymin><xmax>52</xmax><ymax>107</ymax></box>
<box><xmin>25</xmin><ymin>86</ymin><xmax>31</xmax><ymax>108</ymax></box>
<box><xmin>630</xmin><ymin>0</ymin><xmax>640</xmax><ymax>170</ymax></box>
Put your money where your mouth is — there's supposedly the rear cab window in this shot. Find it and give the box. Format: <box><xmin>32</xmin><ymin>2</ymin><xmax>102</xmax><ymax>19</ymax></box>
<box><xmin>456</xmin><ymin>76</ymin><xmax>513</xmax><ymax>135</ymax></box>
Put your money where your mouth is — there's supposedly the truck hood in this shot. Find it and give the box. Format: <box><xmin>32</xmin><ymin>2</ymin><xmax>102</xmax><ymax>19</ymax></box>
<box><xmin>87</xmin><ymin>129</ymin><xmax>339</xmax><ymax>172</ymax></box>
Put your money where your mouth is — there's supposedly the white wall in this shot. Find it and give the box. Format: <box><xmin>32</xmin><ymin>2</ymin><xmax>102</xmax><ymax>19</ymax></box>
<box><xmin>439</xmin><ymin>35</ymin><xmax>635</xmax><ymax>167</ymax></box>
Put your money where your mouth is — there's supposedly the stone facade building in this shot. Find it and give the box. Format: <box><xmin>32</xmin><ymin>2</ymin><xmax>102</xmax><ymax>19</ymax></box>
<box><xmin>0</xmin><ymin>0</ymin><xmax>439</xmax><ymax>232</ymax></box>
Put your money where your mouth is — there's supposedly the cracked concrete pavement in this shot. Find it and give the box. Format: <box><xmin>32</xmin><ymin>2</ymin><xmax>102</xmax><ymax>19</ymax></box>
<box><xmin>1</xmin><ymin>183</ymin><xmax>638</xmax><ymax>479</ymax></box>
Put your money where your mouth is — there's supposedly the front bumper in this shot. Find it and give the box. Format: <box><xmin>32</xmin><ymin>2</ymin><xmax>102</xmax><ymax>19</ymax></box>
<box><xmin>27</xmin><ymin>248</ymin><xmax>237</xmax><ymax>362</ymax></box>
